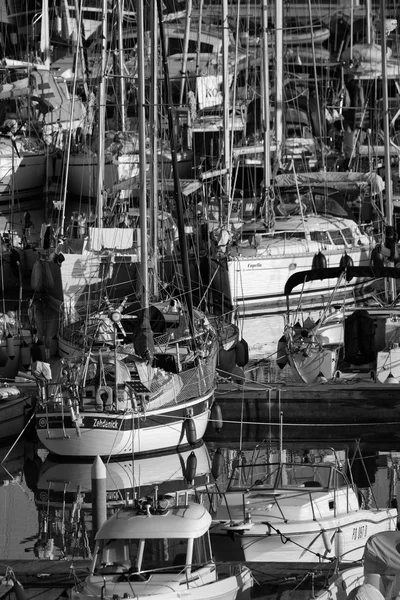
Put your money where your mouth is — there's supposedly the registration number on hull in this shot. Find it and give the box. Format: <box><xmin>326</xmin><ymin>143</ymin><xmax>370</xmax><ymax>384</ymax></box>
<box><xmin>351</xmin><ymin>525</ymin><xmax>367</xmax><ymax>541</ymax></box>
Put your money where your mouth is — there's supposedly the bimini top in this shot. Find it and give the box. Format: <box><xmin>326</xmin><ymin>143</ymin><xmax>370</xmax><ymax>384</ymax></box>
<box><xmin>284</xmin><ymin>265</ymin><xmax>400</xmax><ymax>297</ymax></box>
<box><xmin>96</xmin><ymin>500</ymin><xmax>212</xmax><ymax>541</ymax></box>
<box><xmin>363</xmin><ymin>531</ymin><xmax>400</xmax><ymax>576</ymax></box>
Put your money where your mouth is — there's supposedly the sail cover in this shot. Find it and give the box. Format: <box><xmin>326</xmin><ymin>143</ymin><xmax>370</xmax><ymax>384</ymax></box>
<box><xmin>274</xmin><ymin>172</ymin><xmax>385</xmax><ymax>196</ymax></box>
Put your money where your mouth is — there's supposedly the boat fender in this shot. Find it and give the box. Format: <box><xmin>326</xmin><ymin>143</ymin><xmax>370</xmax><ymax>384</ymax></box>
<box><xmin>211</xmin><ymin>448</ymin><xmax>224</xmax><ymax>480</ymax></box>
<box><xmin>334</xmin><ymin>527</ymin><xmax>344</xmax><ymax>559</ymax></box>
<box><xmin>371</xmin><ymin>246</ymin><xmax>384</xmax><ymax>268</ymax></box>
<box><xmin>363</xmin><ymin>574</ymin><xmax>385</xmax><ymax>596</ymax></box>
<box><xmin>231</xmin><ymin>366</ymin><xmax>245</xmax><ymax>383</ymax></box>
<box><xmin>20</xmin><ymin>341</ymin><xmax>31</xmax><ymax>369</ymax></box>
<box><xmin>43</xmin><ymin>261</ymin><xmax>55</xmax><ymax>290</ymax></box>
<box><xmin>30</xmin><ymin>261</ymin><xmax>43</xmax><ymax>292</ymax></box>
<box><xmin>211</xmin><ymin>402</ymin><xmax>223</xmax><ymax>432</ymax></box>
<box><xmin>12</xmin><ymin>579</ymin><xmax>28</xmax><ymax>600</ymax></box>
<box><xmin>0</xmin><ymin>346</ymin><xmax>8</xmax><ymax>367</ymax></box>
<box><xmin>347</xmin><ymin>584</ymin><xmax>385</xmax><ymax>600</ymax></box>
<box><xmin>217</xmin><ymin>348</ymin><xmax>236</xmax><ymax>376</ymax></box>
<box><xmin>185</xmin><ymin>451</ymin><xmax>197</xmax><ymax>484</ymax></box>
<box><xmin>6</xmin><ymin>334</ymin><xmax>15</xmax><ymax>359</ymax></box>
<box><xmin>340</xmin><ymin>253</ymin><xmax>354</xmax><ymax>269</ymax></box>
<box><xmin>276</xmin><ymin>336</ymin><xmax>288</xmax><ymax>369</ymax></box>
<box><xmin>96</xmin><ymin>386</ymin><xmax>113</xmax><ymax>411</ymax></box>
<box><xmin>235</xmin><ymin>338</ymin><xmax>249</xmax><ymax>367</ymax></box>
<box><xmin>31</xmin><ymin>340</ymin><xmax>46</xmax><ymax>362</ymax></box>
<box><xmin>184</xmin><ymin>417</ymin><xmax>197</xmax><ymax>446</ymax></box>
<box><xmin>320</xmin><ymin>528</ymin><xmax>332</xmax><ymax>553</ymax></box>
<box><xmin>312</xmin><ymin>251</ymin><xmax>327</xmax><ymax>269</ymax></box>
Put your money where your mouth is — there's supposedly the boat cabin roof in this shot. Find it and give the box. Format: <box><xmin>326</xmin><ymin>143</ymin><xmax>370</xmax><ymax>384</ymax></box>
<box><xmin>96</xmin><ymin>502</ymin><xmax>212</xmax><ymax>540</ymax></box>
<box><xmin>227</xmin><ymin>461</ymin><xmax>349</xmax><ymax>492</ymax></box>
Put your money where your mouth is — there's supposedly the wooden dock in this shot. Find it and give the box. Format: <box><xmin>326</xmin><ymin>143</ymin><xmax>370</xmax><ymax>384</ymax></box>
<box><xmin>205</xmin><ymin>379</ymin><xmax>400</xmax><ymax>450</ymax></box>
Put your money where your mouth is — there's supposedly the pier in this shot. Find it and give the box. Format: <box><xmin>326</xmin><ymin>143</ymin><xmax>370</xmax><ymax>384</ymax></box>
<box><xmin>205</xmin><ymin>380</ymin><xmax>400</xmax><ymax>450</ymax></box>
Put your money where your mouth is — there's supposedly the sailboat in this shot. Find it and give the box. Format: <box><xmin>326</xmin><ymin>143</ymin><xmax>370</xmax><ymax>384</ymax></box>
<box><xmin>192</xmin><ymin>0</ymin><xmax>386</xmax><ymax>360</ymax></box>
<box><xmin>33</xmin><ymin>0</ymin><xmax>219</xmax><ymax>459</ymax></box>
<box><xmin>281</xmin><ymin>6</ymin><xmax>400</xmax><ymax>383</ymax></box>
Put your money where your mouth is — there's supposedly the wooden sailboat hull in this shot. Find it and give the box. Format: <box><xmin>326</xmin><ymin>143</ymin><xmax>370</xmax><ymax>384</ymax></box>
<box><xmin>36</xmin><ymin>389</ymin><xmax>214</xmax><ymax>458</ymax></box>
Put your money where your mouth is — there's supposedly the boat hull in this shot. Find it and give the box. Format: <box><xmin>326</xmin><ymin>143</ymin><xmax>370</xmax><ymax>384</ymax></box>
<box><xmin>66</xmin><ymin>153</ymin><xmax>140</xmax><ymax>198</ymax></box>
<box><xmin>0</xmin><ymin>151</ymin><xmax>48</xmax><ymax>204</ymax></box>
<box><xmin>36</xmin><ymin>390</ymin><xmax>214</xmax><ymax>458</ymax></box>
<box><xmin>71</xmin><ymin>566</ymin><xmax>253</xmax><ymax>600</ymax></box>
<box><xmin>229</xmin><ymin>510</ymin><xmax>396</xmax><ymax>562</ymax></box>
<box><xmin>0</xmin><ymin>392</ymin><xmax>31</xmax><ymax>442</ymax></box>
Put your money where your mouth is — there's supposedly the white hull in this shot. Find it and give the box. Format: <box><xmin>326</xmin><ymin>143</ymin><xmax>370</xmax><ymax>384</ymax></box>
<box><xmin>285</xmin><ymin>306</ymin><xmax>400</xmax><ymax>384</ymax></box>
<box><xmin>236</xmin><ymin>510</ymin><xmax>397</xmax><ymax>562</ymax></box>
<box><xmin>36</xmin><ymin>391</ymin><xmax>214</xmax><ymax>458</ymax></box>
<box><xmin>228</xmin><ymin>247</ymin><xmax>374</xmax><ymax>317</ymax></box>
<box><xmin>71</xmin><ymin>571</ymin><xmax>253</xmax><ymax>600</ymax></box>
<box><xmin>0</xmin><ymin>150</ymin><xmax>48</xmax><ymax>204</ymax></box>
<box><xmin>66</xmin><ymin>153</ymin><xmax>140</xmax><ymax>198</ymax></box>
<box><xmin>0</xmin><ymin>392</ymin><xmax>31</xmax><ymax>441</ymax></box>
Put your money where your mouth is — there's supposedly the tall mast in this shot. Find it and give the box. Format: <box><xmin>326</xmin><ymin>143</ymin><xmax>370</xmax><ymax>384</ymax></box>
<box><xmin>117</xmin><ymin>0</ymin><xmax>126</xmax><ymax>131</ymax></box>
<box><xmin>150</xmin><ymin>0</ymin><xmax>159</xmax><ymax>297</ymax></box>
<box><xmin>96</xmin><ymin>0</ymin><xmax>107</xmax><ymax>225</ymax></box>
<box><xmin>222</xmin><ymin>0</ymin><xmax>231</xmax><ymax>203</ymax></box>
<box><xmin>274</xmin><ymin>0</ymin><xmax>283</xmax><ymax>167</ymax></box>
<box><xmin>156</xmin><ymin>0</ymin><xmax>196</xmax><ymax>339</ymax></box>
<box><xmin>137</xmin><ymin>0</ymin><xmax>149</xmax><ymax>310</ymax></box>
<box><xmin>380</xmin><ymin>0</ymin><xmax>395</xmax><ymax>301</ymax></box>
<box><xmin>262</xmin><ymin>0</ymin><xmax>271</xmax><ymax>190</ymax></box>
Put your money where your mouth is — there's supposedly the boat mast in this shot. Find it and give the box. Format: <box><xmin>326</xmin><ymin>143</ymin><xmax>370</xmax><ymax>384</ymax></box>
<box><xmin>274</xmin><ymin>0</ymin><xmax>283</xmax><ymax>169</ymax></box>
<box><xmin>150</xmin><ymin>0</ymin><xmax>159</xmax><ymax>297</ymax></box>
<box><xmin>261</xmin><ymin>0</ymin><xmax>271</xmax><ymax>190</ymax></box>
<box><xmin>96</xmin><ymin>0</ymin><xmax>107</xmax><ymax>226</ymax></box>
<box><xmin>222</xmin><ymin>0</ymin><xmax>231</xmax><ymax>205</ymax></box>
<box><xmin>137</xmin><ymin>0</ymin><xmax>149</xmax><ymax>311</ymax></box>
<box><xmin>116</xmin><ymin>0</ymin><xmax>126</xmax><ymax>131</ymax></box>
<box><xmin>380</xmin><ymin>0</ymin><xmax>396</xmax><ymax>301</ymax></box>
<box><xmin>156</xmin><ymin>0</ymin><xmax>196</xmax><ymax>339</ymax></box>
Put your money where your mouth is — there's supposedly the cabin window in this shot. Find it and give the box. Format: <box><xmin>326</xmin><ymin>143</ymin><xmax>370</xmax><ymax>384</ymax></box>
<box><xmin>168</xmin><ymin>38</ymin><xmax>214</xmax><ymax>55</ymax></box>
<box><xmin>328</xmin><ymin>230</ymin><xmax>346</xmax><ymax>245</ymax></box>
<box><xmin>310</xmin><ymin>231</ymin><xmax>329</xmax><ymax>244</ymax></box>
<box><xmin>285</xmin><ymin>231</ymin><xmax>306</xmax><ymax>241</ymax></box>
<box><xmin>341</xmin><ymin>228</ymin><xmax>353</xmax><ymax>244</ymax></box>
<box><xmin>192</xmin><ymin>533</ymin><xmax>212</xmax><ymax>569</ymax></box>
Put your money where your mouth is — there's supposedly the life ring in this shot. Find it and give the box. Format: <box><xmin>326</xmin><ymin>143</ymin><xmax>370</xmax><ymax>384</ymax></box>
<box><xmin>96</xmin><ymin>385</ymin><xmax>113</xmax><ymax>411</ymax></box>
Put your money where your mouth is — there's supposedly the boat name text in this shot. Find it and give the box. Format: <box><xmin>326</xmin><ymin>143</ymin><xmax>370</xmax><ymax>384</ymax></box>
<box><xmin>93</xmin><ymin>418</ymin><xmax>119</xmax><ymax>429</ymax></box>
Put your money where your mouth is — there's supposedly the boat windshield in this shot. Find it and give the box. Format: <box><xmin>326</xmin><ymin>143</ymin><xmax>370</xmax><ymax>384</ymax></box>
<box><xmin>227</xmin><ymin>462</ymin><xmax>348</xmax><ymax>491</ymax></box>
<box><xmin>94</xmin><ymin>534</ymin><xmax>212</xmax><ymax>574</ymax></box>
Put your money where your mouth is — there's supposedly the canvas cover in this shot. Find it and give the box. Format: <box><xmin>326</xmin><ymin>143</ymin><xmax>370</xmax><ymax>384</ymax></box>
<box><xmin>363</xmin><ymin>531</ymin><xmax>400</xmax><ymax>576</ymax></box>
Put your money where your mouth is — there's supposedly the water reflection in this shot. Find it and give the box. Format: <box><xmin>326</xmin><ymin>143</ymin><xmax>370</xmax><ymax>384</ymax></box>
<box><xmin>0</xmin><ymin>437</ymin><xmax>398</xmax><ymax>564</ymax></box>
